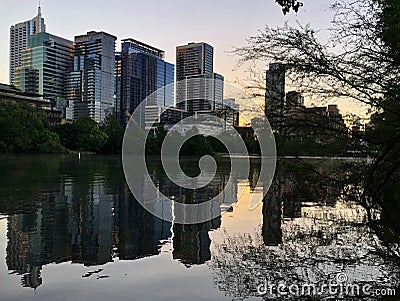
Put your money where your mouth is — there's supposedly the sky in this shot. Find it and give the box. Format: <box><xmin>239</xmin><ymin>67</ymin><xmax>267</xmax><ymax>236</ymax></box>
<box><xmin>0</xmin><ymin>0</ymin><xmax>365</xmax><ymax>117</ymax></box>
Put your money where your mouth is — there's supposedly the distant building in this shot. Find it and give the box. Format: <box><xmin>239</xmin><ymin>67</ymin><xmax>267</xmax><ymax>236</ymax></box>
<box><xmin>14</xmin><ymin>32</ymin><xmax>73</xmax><ymax>105</ymax></box>
<box><xmin>144</xmin><ymin>106</ymin><xmax>189</xmax><ymax>131</ymax></box>
<box><xmin>66</xmin><ymin>31</ymin><xmax>116</xmax><ymax>123</ymax></box>
<box><xmin>286</xmin><ymin>91</ymin><xmax>304</xmax><ymax>108</ymax></box>
<box><xmin>265</xmin><ymin>63</ymin><xmax>285</xmax><ymax>131</ymax></box>
<box><xmin>115</xmin><ymin>38</ymin><xmax>174</xmax><ymax>126</ymax></box>
<box><xmin>283</xmin><ymin>102</ymin><xmax>347</xmax><ymax>142</ymax></box>
<box><xmin>9</xmin><ymin>5</ymin><xmax>46</xmax><ymax>85</ymax></box>
<box><xmin>143</xmin><ymin>42</ymin><xmax>231</xmax><ymax>130</ymax></box>
<box><xmin>221</xmin><ymin>98</ymin><xmax>239</xmax><ymax>127</ymax></box>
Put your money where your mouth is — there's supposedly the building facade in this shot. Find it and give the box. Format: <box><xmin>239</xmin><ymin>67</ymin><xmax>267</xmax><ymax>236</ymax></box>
<box><xmin>115</xmin><ymin>38</ymin><xmax>174</xmax><ymax>126</ymax></box>
<box><xmin>175</xmin><ymin>42</ymin><xmax>223</xmax><ymax>114</ymax></box>
<box><xmin>176</xmin><ymin>73</ymin><xmax>224</xmax><ymax>112</ymax></box>
<box><xmin>9</xmin><ymin>5</ymin><xmax>46</xmax><ymax>85</ymax></box>
<box><xmin>176</xmin><ymin>42</ymin><xmax>213</xmax><ymax>81</ymax></box>
<box><xmin>66</xmin><ymin>31</ymin><xmax>116</xmax><ymax>123</ymax></box>
<box><xmin>14</xmin><ymin>32</ymin><xmax>73</xmax><ymax>103</ymax></box>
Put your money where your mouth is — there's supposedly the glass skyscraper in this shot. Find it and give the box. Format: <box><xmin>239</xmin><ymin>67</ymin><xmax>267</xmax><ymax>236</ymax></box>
<box><xmin>115</xmin><ymin>38</ymin><xmax>174</xmax><ymax>126</ymax></box>
<box><xmin>14</xmin><ymin>32</ymin><xmax>74</xmax><ymax>102</ymax></box>
<box><xmin>9</xmin><ymin>5</ymin><xmax>46</xmax><ymax>85</ymax></box>
<box><xmin>67</xmin><ymin>31</ymin><xmax>116</xmax><ymax>123</ymax></box>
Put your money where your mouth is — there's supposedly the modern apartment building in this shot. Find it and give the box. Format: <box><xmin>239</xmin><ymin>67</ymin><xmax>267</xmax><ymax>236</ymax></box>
<box><xmin>176</xmin><ymin>72</ymin><xmax>224</xmax><ymax>112</ymax></box>
<box><xmin>14</xmin><ymin>32</ymin><xmax>74</xmax><ymax>102</ymax></box>
<box><xmin>66</xmin><ymin>31</ymin><xmax>116</xmax><ymax>123</ymax></box>
<box><xmin>9</xmin><ymin>5</ymin><xmax>46</xmax><ymax>85</ymax></box>
<box><xmin>175</xmin><ymin>42</ymin><xmax>223</xmax><ymax>114</ymax></box>
<box><xmin>115</xmin><ymin>38</ymin><xmax>174</xmax><ymax>126</ymax></box>
<box><xmin>176</xmin><ymin>42</ymin><xmax>213</xmax><ymax>81</ymax></box>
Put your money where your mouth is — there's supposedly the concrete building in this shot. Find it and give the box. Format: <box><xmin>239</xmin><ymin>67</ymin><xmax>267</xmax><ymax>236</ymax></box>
<box><xmin>0</xmin><ymin>83</ymin><xmax>62</xmax><ymax>125</ymax></box>
<box><xmin>286</xmin><ymin>91</ymin><xmax>304</xmax><ymax>108</ymax></box>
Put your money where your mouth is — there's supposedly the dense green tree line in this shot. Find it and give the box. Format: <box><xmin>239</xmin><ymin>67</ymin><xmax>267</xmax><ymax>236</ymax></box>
<box><xmin>54</xmin><ymin>115</ymin><xmax>124</xmax><ymax>153</ymax></box>
<box><xmin>0</xmin><ymin>101</ymin><xmax>363</xmax><ymax>156</ymax></box>
<box><xmin>0</xmin><ymin>101</ymin><xmax>124</xmax><ymax>154</ymax></box>
<box><xmin>0</xmin><ymin>101</ymin><xmax>64</xmax><ymax>153</ymax></box>
<box><xmin>145</xmin><ymin>126</ymin><xmax>228</xmax><ymax>157</ymax></box>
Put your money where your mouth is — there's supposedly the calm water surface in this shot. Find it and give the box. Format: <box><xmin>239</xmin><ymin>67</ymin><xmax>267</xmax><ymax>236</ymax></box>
<box><xmin>0</xmin><ymin>155</ymin><xmax>398</xmax><ymax>300</ymax></box>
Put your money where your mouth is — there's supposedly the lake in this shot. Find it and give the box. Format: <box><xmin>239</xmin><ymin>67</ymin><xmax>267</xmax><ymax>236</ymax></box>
<box><xmin>0</xmin><ymin>155</ymin><xmax>398</xmax><ymax>300</ymax></box>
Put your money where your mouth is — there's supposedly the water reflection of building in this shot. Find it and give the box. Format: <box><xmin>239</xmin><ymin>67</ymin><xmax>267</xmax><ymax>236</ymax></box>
<box><xmin>4</xmin><ymin>158</ymin><xmax>238</xmax><ymax>288</ymax></box>
<box><xmin>7</xmin><ymin>212</ymin><xmax>43</xmax><ymax>289</ymax></box>
<box><xmin>115</xmin><ymin>184</ymin><xmax>171</xmax><ymax>260</ymax></box>
<box><xmin>6</xmin><ymin>180</ymin><xmax>165</xmax><ymax>287</ymax></box>
<box><xmin>173</xmin><ymin>218</ymin><xmax>221</xmax><ymax>266</ymax></box>
<box><xmin>262</xmin><ymin>163</ymin><xmax>342</xmax><ymax>246</ymax></box>
<box><xmin>145</xmin><ymin>164</ymin><xmax>224</xmax><ymax>266</ymax></box>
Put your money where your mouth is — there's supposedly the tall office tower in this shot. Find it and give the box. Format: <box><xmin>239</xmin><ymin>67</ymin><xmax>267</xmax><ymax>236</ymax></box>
<box><xmin>265</xmin><ymin>63</ymin><xmax>286</xmax><ymax>131</ymax></box>
<box><xmin>115</xmin><ymin>39</ymin><xmax>174</xmax><ymax>126</ymax></box>
<box><xmin>66</xmin><ymin>31</ymin><xmax>116</xmax><ymax>123</ymax></box>
<box><xmin>15</xmin><ymin>32</ymin><xmax>73</xmax><ymax>102</ymax></box>
<box><xmin>175</xmin><ymin>42</ymin><xmax>223</xmax><ymax>113</ymax></box>
<box><xmin>9</xmin><ymin>5</ymin><xmax>46</xmax><ymax>85</ymax></box>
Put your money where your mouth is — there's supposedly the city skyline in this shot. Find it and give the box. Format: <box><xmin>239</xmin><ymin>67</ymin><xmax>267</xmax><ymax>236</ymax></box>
<box><xmin>1</xmin><ymin>1</ymin><xmax>369</xmax><ymax>118</ymax></box>
<box><xmin>1</xmin><ymin>1</ymin><xmax>334</xmax><ymax>84</ymax></box>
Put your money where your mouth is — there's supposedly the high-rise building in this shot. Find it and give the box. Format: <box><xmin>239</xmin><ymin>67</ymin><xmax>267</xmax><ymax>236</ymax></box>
<box><xmin>66</xmin><ymin>31</ymin><xmax>116</xmax><ymax>123</ymax></box>
<box><xmin>9</xmin><ymin>5</ymin><xmax>46</xmax><ymax>85</ymax></box>
<box><xmin>14</xmin><ymin>32</ymin><xmax>74</xmax><ymax>103</ymax></box>
<box><xmin>176</xmin><ymin>73</ymin><xmax>224</xmax><ymax>112</ymax></box>
<box><xmin>115</xmin><ymin>39</ymin><xmax>174</xmax><ymax>126</ymax></box>
<box><xmin>265</xmin><ymin>63</ymin><xmax>286</xmax><ymax>131</ymax></box>
<box><xmin>175</xmin><ymin>42</ymin><xmax>223</xmax><ymax>114</ymax></box>
<box><xmin>176</xmin><ymin>42</ymin><xmax>213</xmax><ymax>81</ymax></box>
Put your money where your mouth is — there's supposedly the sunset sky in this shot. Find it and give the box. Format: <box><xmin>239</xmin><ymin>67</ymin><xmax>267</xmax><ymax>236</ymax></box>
<box><xmin>1</xmin><ymin>0</ymin><xmax>366</xmax><ymax>117</ymax></box>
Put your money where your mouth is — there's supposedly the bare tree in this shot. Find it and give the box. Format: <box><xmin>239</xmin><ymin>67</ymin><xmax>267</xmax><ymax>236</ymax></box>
<box><xmin>234</xmin><ymin>0</ymin><xmax>400</xmax><ymax>261</ymax></box>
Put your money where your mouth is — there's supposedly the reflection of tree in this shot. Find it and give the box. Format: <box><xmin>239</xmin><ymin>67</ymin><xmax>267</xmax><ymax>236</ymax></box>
<box><xmin>211</xmin><ymin>212</ymin><xmax>398</xmax><ymax>300</ymax></box>
<box><xmin>210</xmin><ymin>158</ymin><xmax>399</xmax><ymax>299</ymax></box>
